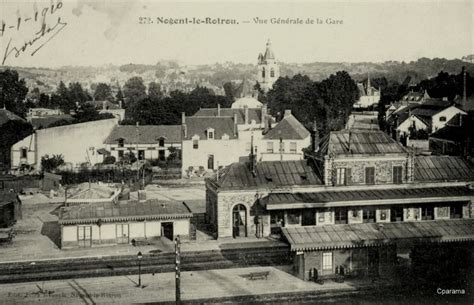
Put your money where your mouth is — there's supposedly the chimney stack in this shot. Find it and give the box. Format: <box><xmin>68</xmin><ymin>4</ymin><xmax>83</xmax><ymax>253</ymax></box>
<box><xmin>233</xmin><ymin>113</ymin><xmax>238</xmax><ymax>136</ymax></box>
<box><xmin>244</xmin><ymin>105</ymin><xmax>249</xmax><ymax>125</ymax></box>
<box><xmin>261</xmin><ymin>104</ymin><xmax>267</xmax><ymax>130</ymax></box>
<box><xmin>284</xmin><ymin>109</ymin><xmax>291</xmax><ymax>118</ymax></box>
<box><xmin>312</xmin><ymin>120</ymin><xmax>319</xmax><ymax>152</ymax></box>
<box><xmin>182</xmin><ymin>112</ymin><xmax>187</xmax><ymax>138</ymax></box>
<box><xmin>217</xmin><ymin>103</ymin><xmax>221</xmax><ymax>117</ymax></box>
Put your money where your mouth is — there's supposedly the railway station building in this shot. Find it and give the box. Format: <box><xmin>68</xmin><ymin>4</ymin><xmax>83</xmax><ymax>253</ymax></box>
<box><xmin>205</xmin><ymin>129</ymin><xmax>474</xmax><ymax>279</ymax></box>
<box><xmin>59</xmin><ymin>199</ymin><xmax>192</xmax><ymax>249</ymax></box>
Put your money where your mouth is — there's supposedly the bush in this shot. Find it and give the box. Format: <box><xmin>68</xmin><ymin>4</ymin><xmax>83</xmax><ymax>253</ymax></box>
<box><xmin>103</xmin><ymin>155</ymin><xmax>116</xmax><ymax>165</ymax></box>
<box><xmin>41</xmin><ymin>154</ymin><xmax>65</xmax><ymax>172</ymax></box>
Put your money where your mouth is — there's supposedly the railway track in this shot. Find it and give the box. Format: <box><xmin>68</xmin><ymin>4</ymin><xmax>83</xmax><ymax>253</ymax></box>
<box><xmin>0</xmin><ymin>245</ymin><xmax>291</xmax><ymax>283</ymax></box>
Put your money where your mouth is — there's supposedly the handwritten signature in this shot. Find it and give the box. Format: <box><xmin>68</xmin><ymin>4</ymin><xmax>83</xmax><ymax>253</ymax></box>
<box><xmin>1</xmin><ymin>1</ymin><xmax>68</xmax><ymax>65</ymax></box>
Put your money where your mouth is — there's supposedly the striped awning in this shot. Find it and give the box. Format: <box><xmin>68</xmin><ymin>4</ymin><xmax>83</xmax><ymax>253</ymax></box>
<box><xmin>282</xmin><ymin>219</ymin><xmax>474</xmax><ymax>251</ymax></box>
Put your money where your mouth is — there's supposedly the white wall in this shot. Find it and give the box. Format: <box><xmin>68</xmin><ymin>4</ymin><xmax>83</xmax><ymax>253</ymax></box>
<box><xmin>396</xmin><ymin>115</ymin><xmax>428</xmax><ymax>135</ymax></box>
<box><xmin>12</xmin><ymin>118</ymin><xmax>117</xmax><ymax>170</ymax></box>
<box><xmin>432</xmin><ymin>106</ymin><xmax>466</xmax><ymax>132</ymax></box>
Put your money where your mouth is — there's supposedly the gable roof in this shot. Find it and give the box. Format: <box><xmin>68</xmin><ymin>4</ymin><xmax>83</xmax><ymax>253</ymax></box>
<box><xmin>184</xmin><ymin>117</ymin><xmax>237</xmax><ymax>140</ymax></box>
<box><xmin>193</xmin><ymin>107</ymin><xmax>263</xmax><ymax>124</ymax></box>
<box><xmin>414</xmin><ymin>155</ymin><xmax>474</xmax><ymax>182</ymax></box>
<box><xmin>429</xmin><ymin>114</ymin><xmax>473</xmax><ymax>143</ymax></box>
<box><xmin>319</xmin><ymin>130</ymin><xmax>406</xmax><ymax>156</ymax></box>
<box><xmin>263</xmin><ymin>114</ymin><xmax>310</xmax><ymax>140</ymax></box>
<box><xmin>0</xmin><ymin>109</ymin><xmax>25</xmax><ymax>126</ymax></box>
<box><xmin>208</xmin><ymin>160</ymin><xmax>322</xmax><ymax>190</ymax></box>
<box><xmin>104</xmin><ymin>125</ymin><xmax>182</xmax><ymax>144</ymax></box>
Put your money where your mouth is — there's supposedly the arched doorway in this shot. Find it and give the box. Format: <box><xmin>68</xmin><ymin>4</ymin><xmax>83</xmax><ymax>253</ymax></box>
<box><xmin>232</xmin><ymin>204</ymin><xmax>247</xmax><ymax>238</ymax></box>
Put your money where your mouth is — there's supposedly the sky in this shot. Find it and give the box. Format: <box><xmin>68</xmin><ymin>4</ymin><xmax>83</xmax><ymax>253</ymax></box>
<box><xmin>0</xmin><ymin>0</ymin><xmax>472</xmax><ymax>68</ymax></box>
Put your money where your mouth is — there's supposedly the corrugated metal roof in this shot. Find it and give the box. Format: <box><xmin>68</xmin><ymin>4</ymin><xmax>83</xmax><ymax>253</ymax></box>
<box><xmin>59</xmin><ymin>199</ymin><xmax>192</xmax><ymax>224</ymax></box>
<box><xmin>104</xmin><ymin>125</ymin><xmax>182</xmax><ymax>144</ymax></box>
<box><xmin>414</xmin><ymin>156</ymin><xmax>474</xmax><ymax>182</ymax></box>
<box><xmin>210</xmin><ymin>160</ymin><xmax>322</xmax><ymax>190</ymax></box>
<box><xmin>282</xmin><ymin>219</ymin><xmax>474</xmax><ymax>251</ymax></box>
<box><xmin>265</xmin><ymin>186</ymin><xmax>474</xmax><ymax>208</ymax></box>
<box><xmin>319</xmin><ymin>130</ymin><xmax>406</xmax><ymax>156</ymax></box>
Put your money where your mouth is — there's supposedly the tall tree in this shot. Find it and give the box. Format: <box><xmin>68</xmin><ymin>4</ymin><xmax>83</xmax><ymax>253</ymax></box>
<box><xmin>93</xmin><ymin>83</ymin><xmax>113</xmax><ymax>101</ymax></box>
<box><xmin>123</xmin><ymin>77</ymin><xmax>147</xmax><ymax>106</ymax></box>
<box><xmin>0</xmin><ymin>69</ymin><xmax>29</xmax><ymax>117</ymax></box>
<box><xmin>116</xmin><ymin>86</ymin><xmax>124</xmax><ymax>102</ymax></box>
<box><xmin>148</xmin><ymin>82</ymin><xmax>163</xmax><ymax>100</ymax></box>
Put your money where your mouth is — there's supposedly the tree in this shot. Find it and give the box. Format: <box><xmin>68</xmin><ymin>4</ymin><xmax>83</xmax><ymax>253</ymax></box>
<box><xmin>116</xmin><ymin>86</ymin><xmax>124</xmax><ymax>102</ymax></box>
<box><xmin>94</xmin><ymin>83</ymin><xmax>113</xmax><ymax>101</ymax></box>
<box><xmin>56</xmin><ymin>81</ymin><xmax>75</xmax><ymax>113</ymax></box>
<box><xmin>123</xmin><ymin>77</ymin><xmax>147</xmax><ymax>106</ymax></box>
<box><xmin>41</xmin><ymin>154</ymin><xmax>65</xmax><ymax>172</ymax></box>
<box><xmin>148</xmin><ymin>82</ymin><xmax>162</xmax><ymax>100</ymax></box>
<box><xmin>0</xmin><ymin>69</ymin><xmax>29</xmax><ymax>117</ymax></box>
<box><xmin>68</xmin><ymin>82</ymin><xmax>91</xmax><ymax>106</ymax></box>
<box><xmin>38</xmin><ymin>93</ymin><xmax>51</xmax><ymax>108</ymax></box>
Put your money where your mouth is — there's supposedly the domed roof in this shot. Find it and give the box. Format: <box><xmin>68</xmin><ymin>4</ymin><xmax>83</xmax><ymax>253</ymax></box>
<box><xmin>231</xmin><ymin>97</ymin><xmax>263</xmax><ymax>109</ymax></box>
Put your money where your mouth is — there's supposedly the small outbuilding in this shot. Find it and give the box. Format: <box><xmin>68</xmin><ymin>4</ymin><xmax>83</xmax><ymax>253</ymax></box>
<box><xmin>59</xmin><ymin>199</ymin><xmax>192</xmax><ymax>248</ymax></box>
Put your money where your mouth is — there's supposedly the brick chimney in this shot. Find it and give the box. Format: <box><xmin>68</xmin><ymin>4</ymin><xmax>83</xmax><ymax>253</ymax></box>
<box><xmin>217</xmin><ymin>103</ymin><xmax>221</xmax><ymax>117</ymax></box>
<box><xmin>244</xmin><ymin>106</ymin><xmax>249</xmax><ymax>125</ymax></box>
<box><xmin>233</xmin><ymin>113</ymin><xmax>238</xmax><ymax>136</ymax></box>
<box><xmin>182</xmin><ymin>112</ymin><xmax>187</xmax><ymax>138</ymax></box>
<box><xmin>284</xmin><ymin>109</ymin><xmax>292</xmax><ymax>118</ymax></box>
<box><xmin>261</xmin><ymin>104</ymin><xmax>268</xmax><ymax>130</ymax></box>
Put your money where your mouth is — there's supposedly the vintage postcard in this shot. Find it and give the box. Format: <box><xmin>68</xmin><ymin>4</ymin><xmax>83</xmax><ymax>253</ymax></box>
<box><xmin>0</xmin><ymin>0</ymin><xmax>472</xmax><ymax>304</ymax></box>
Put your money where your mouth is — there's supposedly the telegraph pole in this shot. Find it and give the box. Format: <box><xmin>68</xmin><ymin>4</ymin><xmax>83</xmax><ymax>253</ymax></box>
<box><xmin>175</xmin><ymin>235</ymin><xmax>181</xmax><ymax>304</ymax></box>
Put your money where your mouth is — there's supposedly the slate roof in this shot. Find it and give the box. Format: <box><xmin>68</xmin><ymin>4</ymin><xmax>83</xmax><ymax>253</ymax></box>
<box><xmin>0</xmin><ymin>109</ymin><xmax>25</xmax><ymax>126</ymax></box>
<box><xmin>193</xmin><ymin>107</ymin><xmax>263</xmax><ymax>124</ymax></box>
<box><xmin>282</xmin><ymin>219</ymin><xmax>474</xmax><ymax>251</ymax></box>
<box><xmin>429</xmin><ymin>114</ymin><xmax>473</xmax><ymax>143</ymax></box>
<box><xmin>265</xmin><ymin>186</ymin><xmax>474</xmax><ymax>209</ymax></box>
<box><xmin>30</xmin><ymin>115</ymin><xmax>75</xmax><ymax>129</ymax></box>
<box><xmin>209</xmin><ymin>160</ymin><xmax>322</xmax><ymax>190</ymax></box>
<box><xmin>104</xmin><ymin>125</ymin><xmax>182</xmax><ymax>144</ymax></box>
<box><xmin>59</xmin><ymin>199</ymin><xmax>192</xmax><ymax>224</ymax></box>
<box><xmin>318</xmin><ymin>130</ymin><xmax>406</xmax><ymax>156</ymax></box>
<box><xmin>414</xmin><ymin>156</ymin><xmax>474</xmax><ymax>182</ymax></box>
<box><xmin>263</xmin><ymin>114</ymin><xmax>310</xmax><ymax>140</ymax></box>
<box><xmin>184</xmin><ymin>117</ymin><xmax>237</xmax><ymax>140</ymax></box>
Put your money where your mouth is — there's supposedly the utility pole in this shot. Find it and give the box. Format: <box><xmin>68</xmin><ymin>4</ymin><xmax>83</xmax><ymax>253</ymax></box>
<box><xmin>175</xmin><ymin>235</ymin><xmax>181</xmax><ymax>304</ymax></box>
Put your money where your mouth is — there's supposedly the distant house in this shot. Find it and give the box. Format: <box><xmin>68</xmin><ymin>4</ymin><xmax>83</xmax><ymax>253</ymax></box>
<box><xmin>104</xmin><ymin>125</ymin><xmax>182</xmax><ymax>161</ymax></box>
<box><xmin>353</xmin><ymin>76</ymin><xmax>380</xmax><ymax>109</ymax></box>
<box><xmin>182</xmin><ymin>104</ymin><xmax>308</xmax><ymax>175</ymax></box>
<box><xmin>27</xmin><ymin>108</ymin><xmax>63</xmax><ymax>119</ymax></box>
<box><xmin>429</xmin><ymin>113</ymin><xmax>473</xmax><ymax>156</ymax></box>
<box><xmin>86</xmin><ymin>100</ymin><xmax>125</xmax><ymax>122</ymax></box>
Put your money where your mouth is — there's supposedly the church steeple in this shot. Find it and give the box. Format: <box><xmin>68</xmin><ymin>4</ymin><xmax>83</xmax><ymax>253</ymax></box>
<box><xmin>257</xmin><ymin>39</ymin><xmax>279</xmax><ymax>92</ymax></box>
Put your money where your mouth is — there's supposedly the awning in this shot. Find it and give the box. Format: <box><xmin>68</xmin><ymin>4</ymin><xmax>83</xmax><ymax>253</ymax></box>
<box><xmin>264</xmin><ymin>186</ymin><xmax>474</xmax><ymax>210</ymax></box>
<box><xmin>97</xmin><ymin>148</ymin><xmax>110</xmax><ymax>155</ymax></box>
<box><xmin>282</xmin><ymin>219</ymin><xmax>474</xmax><ymax>251</ymax></box>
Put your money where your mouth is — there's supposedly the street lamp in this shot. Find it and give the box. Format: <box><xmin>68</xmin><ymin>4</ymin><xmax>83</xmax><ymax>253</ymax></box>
<box><xmin>137</xmin><ymin>251</ymin><xmax>143</xmax><ymax>287</ymax></box>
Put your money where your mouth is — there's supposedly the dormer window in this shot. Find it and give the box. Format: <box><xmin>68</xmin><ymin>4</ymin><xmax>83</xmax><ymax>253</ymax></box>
<box><xmin>118</xmin><ymin>139</ymin><xmax>124</xmax><ymax>148</ymax></box>
<box><xmin>207</xmin><ymin>128</ymin><xmax>215</xmax><ymax>140</ymax></box>
<box><xmin>158</xmin><ymin>137</ymin><xmax>165</xmax><ymax>147</ymax></box>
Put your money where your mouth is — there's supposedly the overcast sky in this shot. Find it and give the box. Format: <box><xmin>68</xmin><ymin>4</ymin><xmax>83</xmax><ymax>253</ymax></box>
<box><xmin>0</xmin><ymin>0</ymin><xmax>472</xmax><ymax>68</ymax></box>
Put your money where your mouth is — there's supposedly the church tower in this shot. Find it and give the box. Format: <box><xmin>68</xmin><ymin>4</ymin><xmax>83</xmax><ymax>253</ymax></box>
<box><xmin>257</xmin><ymin>39</ymin><xmax>280</xmax><ymax>92</ymax></box>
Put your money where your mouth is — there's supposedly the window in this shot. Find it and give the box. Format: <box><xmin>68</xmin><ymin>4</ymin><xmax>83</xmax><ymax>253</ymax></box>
<box><xmin>439</xmin><ymin>116</ymin><xmax>447</xmax><ymax>122</ymax></box>
<box><xmin>267</xmin><ymin>142</ymin><xmax>274</xmax><ymax>153</ymax></box>
<box><xmin>286</xmin><ymin>210</ymin><xmax>300</xmax><ymax>225</ymax></box>
<box><xmin>290</xmin><ymin>142</ymin><xmax>297</xmax><ymax>153</ymax></box>
<box><xmin>262</xmin><ymin>68</ymin><xmax>266</xmax><ymax>78</ymax></box>
<box><xmin>20</xmin><ymin>148</ymin><xmax>28</xmax><ymax>159</ymax></box>
<box><xmin>336</xmin><ymin>168</ymin><xmax>346</xmax><ymax>185</ymax></box>
<box><xmin>421</xmin><ymin>206</ymin><xmax>434</xmax><ymax>220</ymax></box>
<box><xmin>118</xmin><ymin>150</ymin><xmax>124</xmax><ymax>158</ymax></box>
<box><xmin>118</xmin><ymin>139</ymin><xmax>124</xmax><ymax>148</ymax></box>
<box><xmin>363</xmin><ymin>208</ymin><xmax>376</xmax><ymax>223</ymax></box>
<box><xmin>207</xmin><ymin>129</ymin><xmax>214</xmax><ymax>140</ymax></box>
<box><xmin>390</xmin><ymin>206</ymin><xmax>403</xmax><ymax>222</ymax></box>
<box><xmin>270</xmin><ymin>68</ymin><xmax>275</xmax><ymax>78</ymax></box>
<box><xmin>193</xmin><ymin>139</ymin><xmax>199</xmax><ymax>149</ymax></box>
<box><xmin>322</xmin><ymin>252</ymin><xmax>333</xmax><ymax>274</ymax></box>
<box><xmin>393</xmin><ymin>166</ymin><xmax>403</xmax><ymax>184</ymax></box>
<box><xmin>365</xmin><ymin>167</ymin><xmax>375</xmax><ymax>184</ymax></box>
<box><xmin>334</xmin><ymin>208</ymin><xmax>347</xmax><ymax>224</ymax></box>
<box><xmin>279</xmin><ymin>141</ymin><xmax>285</xmax><ymax>153</ymax></box>
<box><xmin>450</xmin><ymin>204</ymin><xmax>463</xmax><ymax>219</ymax></box>
<box><xmin>158</xmin><ymin>138</ymin><xmax>165</xmax><ymax>147</ymax></box>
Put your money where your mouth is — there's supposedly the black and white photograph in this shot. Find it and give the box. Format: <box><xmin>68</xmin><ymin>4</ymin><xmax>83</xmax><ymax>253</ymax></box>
<box><xmin>0</xmin><ymin>0</ymin><xmax>473</xmax><ymax>304</ymax></box>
